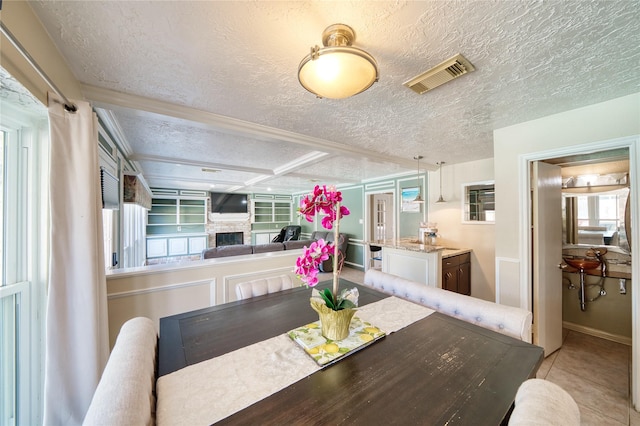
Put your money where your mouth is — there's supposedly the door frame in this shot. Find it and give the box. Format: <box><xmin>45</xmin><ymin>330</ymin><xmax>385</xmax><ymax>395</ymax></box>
<box><xmin>364</xmin><ymin>188</ymin><xmax>396</xmax><ymax>271</ymax></box>
<box><xmin>518</xmin><ymin>136</ymin><xmax>640</xmax><ymax>409</ymax></box>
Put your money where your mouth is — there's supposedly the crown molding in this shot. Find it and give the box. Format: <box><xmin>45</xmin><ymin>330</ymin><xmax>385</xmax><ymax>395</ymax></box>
<box><xmin>80</xmin><ymin>83</ymin><xmax>419</xmax><ymax>169</ymax></box>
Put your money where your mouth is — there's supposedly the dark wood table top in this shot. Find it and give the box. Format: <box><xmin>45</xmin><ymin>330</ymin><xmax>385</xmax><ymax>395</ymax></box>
<box><xmin>158</xmin><ymin>280</ymin><xmax>387</xmax><ymax>376</ymax></box>
<box><xmin>158</xmin><ymin>280</ymin><xmax>544</xmax><ymax>425</ymax></box>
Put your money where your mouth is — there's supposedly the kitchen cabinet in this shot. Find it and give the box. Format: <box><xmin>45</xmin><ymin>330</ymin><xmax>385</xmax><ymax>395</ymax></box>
<box><xmin>380</xmin><ymin>246</ymin><xmax>442</xmax><ymax>287</ymax></box>
<box><xmin>442</xmin><ymin>252</ymin><xmax>471</xmax><ymax>295</ymax></box>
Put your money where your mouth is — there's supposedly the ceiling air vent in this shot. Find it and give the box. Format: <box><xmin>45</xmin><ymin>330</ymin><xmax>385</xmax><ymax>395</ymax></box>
<box><xmin>403</xmin><ymin>53</ymin><xmax>475</xmax><ymax>95</ymax></box>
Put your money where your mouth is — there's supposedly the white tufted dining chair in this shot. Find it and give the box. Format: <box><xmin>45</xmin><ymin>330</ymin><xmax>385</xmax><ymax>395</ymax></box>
<box><xmin>235</xmin><ymin>275</ymin><xmax>296</xmax><ymax>300</ymax></box>
<box><xmin>508</xmin><ymin>379</ymin><xmax>580</xmax><ymax>426</ymax></box>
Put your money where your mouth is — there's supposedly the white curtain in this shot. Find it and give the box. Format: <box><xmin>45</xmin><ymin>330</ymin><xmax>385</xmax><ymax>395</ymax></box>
<box><xmin>123</xmin><ymin>203</ymin><xmax>148</xmax><ymax>268</ymax></box>
<box><xmin>102</xmin><ymin>209</ymin><xmax>115</xmax><ymax>270</ymax></box>
<box><xmin>44</xmin><ymin>94</ymin><xmax>109</xmax><ymax>425</ymax></box>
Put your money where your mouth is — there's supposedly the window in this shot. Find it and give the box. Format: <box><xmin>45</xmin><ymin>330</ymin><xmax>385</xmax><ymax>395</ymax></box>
<box><xmin>462</xmin><ymin>181</ymin><xmax>495</xmax><ymax>223</ymax></box>
<box><xmin>0</xmin><ymin>69</ymin><xmax>49</xmax><ymax>426</ymax></box>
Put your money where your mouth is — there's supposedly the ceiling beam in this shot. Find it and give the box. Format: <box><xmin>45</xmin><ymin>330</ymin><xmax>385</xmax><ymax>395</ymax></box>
<box><xmin>143</xmin><ymin>174</ymin><xmax>246</xmax><ymax>187</ymax></box>
<box><xmin>130</xmin><ymin>153</ymin><xmax>274</xmax><ymax>175</ymax></box>
<box><xmin>81</xmin><ymin>84</ymin><xmax>436</xmax><ymax>171</ymax></box>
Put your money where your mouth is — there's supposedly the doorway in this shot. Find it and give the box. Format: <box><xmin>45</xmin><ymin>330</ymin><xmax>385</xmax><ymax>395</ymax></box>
<box><xmin>532</xmin><ymin>149</ymin><xmax>632</xmax><ymax>354</ymax></box>
<box><xmin>365</xmin><ymin>191</ymin><xmax>395</xmax><ymax>270</ymax></box>
<box><xmin>524</xmin><ymin>138</ymin><xmax>638</xmax><ymax>409</ymax></box>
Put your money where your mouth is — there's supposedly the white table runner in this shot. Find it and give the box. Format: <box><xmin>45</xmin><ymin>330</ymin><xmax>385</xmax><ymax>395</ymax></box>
<box><xmin>156</xmin><ymin>296</ymin><xmax>434</xmax><ymax>426</ymax></box>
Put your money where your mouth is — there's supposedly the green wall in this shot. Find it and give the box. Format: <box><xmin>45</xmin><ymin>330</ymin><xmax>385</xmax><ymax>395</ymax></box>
<box><xmin>396</xmin><ymin>176</ymin><xmax>425</xmax><ymax>238</ymax></box>
<box><xmin>337</xmin><ymin>186</ymin><xmax>364</xmax><ymax>239</ymax></box>
<box><xmin>294</xmin><ymin>173</ymin><xmax>427</xmax><ymax>270</ymax></box>
<box><xmin>292</xmin><ymin>193</ymin><xmax>316</xmax><ymax>237</ymax></box>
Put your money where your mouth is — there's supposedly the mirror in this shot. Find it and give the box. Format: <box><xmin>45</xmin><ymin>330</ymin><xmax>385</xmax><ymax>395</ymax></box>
<box><xmin>562</xmin><ymin>187</ymin><xmax>630</xmax><ymax>253</ymax></box>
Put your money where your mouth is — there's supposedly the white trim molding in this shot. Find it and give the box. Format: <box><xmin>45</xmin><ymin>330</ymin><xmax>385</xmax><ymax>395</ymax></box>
<box><xmin>495</xmin><ymin>257</ymin><xmax>520</xmax><ymax>306</ymax></box>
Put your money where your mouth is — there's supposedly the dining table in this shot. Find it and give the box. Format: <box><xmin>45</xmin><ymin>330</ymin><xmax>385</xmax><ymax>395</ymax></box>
<box><xmin>157</xmin><ymin>279</ymin><xmax>544</xmax><ymax>425</ymax></box>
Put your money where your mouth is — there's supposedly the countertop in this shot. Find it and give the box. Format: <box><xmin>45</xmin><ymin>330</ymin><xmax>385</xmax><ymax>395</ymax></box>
<box><xmin>561</xmin><ymin>265</ymin><xmax>631</xmax><ymax>280</ymax></box>
<box><xmin>441</xmin><ymin>248</ymin><xmax>472</xmax><ymax>259</ymax></box>
<box><xmin>368</xmin><ymin>239</ymin><xmax>471</xmax><ymax>257</ymax></box>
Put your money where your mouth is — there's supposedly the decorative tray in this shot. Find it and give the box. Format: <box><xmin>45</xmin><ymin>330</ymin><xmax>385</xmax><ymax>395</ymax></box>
<box><xmin>287</xmin><ymin>316</ymin><xmax>386</xmax><ymax>367</ymax></box>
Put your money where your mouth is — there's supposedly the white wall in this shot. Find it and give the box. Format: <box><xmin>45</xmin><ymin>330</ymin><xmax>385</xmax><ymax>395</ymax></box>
<box><xmin>106</xmin><ymin>251</ymin><xmax>302</xmax><ymax>347</ymax></box>
<box><xmin>493</xmin><ymin>92</ymin><xmax>640</xmax><ymax>410</ymax></box>
<box><xmin>428</xmin><ymin>158</ymin><xmax>496</xmax><ymax>302</ymax></box>
<box><xmin>493</xmin><ymin>92</ymin><xmax>640</xmax><ymax>305</ymax></box>
<box><xmin>1</xmin><ymin>1</ymin><xmax>83</xmax><ymax>104</ymax></box>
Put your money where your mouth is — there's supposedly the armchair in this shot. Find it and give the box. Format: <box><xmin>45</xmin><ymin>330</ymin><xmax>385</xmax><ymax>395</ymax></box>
<box><xmin>310</xmin><ymin>231</ymin><xmax>349</xmax><ymax>272</ymax></box>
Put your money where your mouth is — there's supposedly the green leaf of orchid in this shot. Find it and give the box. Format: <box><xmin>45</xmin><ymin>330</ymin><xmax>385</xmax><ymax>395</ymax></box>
<box><xmin>319</xmin><ymin>288</ymin><xmax>335</xmax><ymax>310</ymax></box>
<box><xmin>336</xmin><ymin>299</ymin><xmax>356</xmax><ymax>310</ymax></box>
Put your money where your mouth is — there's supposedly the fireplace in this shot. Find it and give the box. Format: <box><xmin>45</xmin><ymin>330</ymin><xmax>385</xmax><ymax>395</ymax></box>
<box><xmin>216</xmin><ymin>232</ymin><xmax>244</xmax><ymax>247</ymax></box>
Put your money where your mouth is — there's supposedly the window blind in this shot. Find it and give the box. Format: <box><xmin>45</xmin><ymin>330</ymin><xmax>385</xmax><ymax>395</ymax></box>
<box><xmin>100</xmin><ymin>166</ymin><xmax>119</xmax><ymax>210</ymax></box>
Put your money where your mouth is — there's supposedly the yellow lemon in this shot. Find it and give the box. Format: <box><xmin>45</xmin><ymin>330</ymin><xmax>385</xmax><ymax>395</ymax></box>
<box><xmin>360</xmin><ymin>334</ymin><xmax>374</xmax><ymax>342</ymax></box>
<box><xmin>323</xmin><ymin>343</ymin><xmax>339</xmax><ymax>353</ymax></box>
<box><xmin>307</xmin><ymin>346</ymin><xmax>319</xmax><ymax>354</ymax></box>
<box><xmin>307</xmin><ymin>323</ymin><xmax>319</xmax><ymax>329</ymax></box>
<box><xmin>364</xmin><ymin>327</ymin><xmax>380</xmax><ymax>334</ymax></box>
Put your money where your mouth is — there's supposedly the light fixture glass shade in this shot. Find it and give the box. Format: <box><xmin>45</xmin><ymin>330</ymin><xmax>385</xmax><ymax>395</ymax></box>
<box><xmin>298</xmin><ymin>24</ymin><xmax>379</xmax><ymax>99</ymax></box>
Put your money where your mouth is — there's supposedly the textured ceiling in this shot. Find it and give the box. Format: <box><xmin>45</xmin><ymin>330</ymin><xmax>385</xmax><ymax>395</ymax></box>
<box><xmin>0</xmin><ymin>67</ymin><xmax>47</xmax><ymax>117</ymax></box>
<box><xmin>27</xmin><ymin>0</ymin><xmax>640</xmax><ymax>193</ymax></box>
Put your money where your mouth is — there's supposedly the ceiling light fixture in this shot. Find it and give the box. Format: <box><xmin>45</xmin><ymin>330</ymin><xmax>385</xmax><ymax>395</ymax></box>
<box><xmin>413</xmin><ymin>155</ymin><xmax>425</xmax><ymax>203</ymax></box>
<box><xmin>436</xmin><ymin>161</ymin><xmax>446</xmax><ymax>203</ymax></box>
<box><xmin>298</xmin><ymin>24</ymin><xmax>379</xmax><ymax>99</ymax></box>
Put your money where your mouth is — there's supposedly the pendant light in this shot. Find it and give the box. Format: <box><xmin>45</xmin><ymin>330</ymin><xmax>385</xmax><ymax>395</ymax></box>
<box><xmin>413</xmin><ymin>155</ymin><xmax>425</xmax><ymax>203</ymax></box>
<box><xmin>436</xmin><ymin>161</ymin><xmax>446</xmax><ymax>203</ymax></box>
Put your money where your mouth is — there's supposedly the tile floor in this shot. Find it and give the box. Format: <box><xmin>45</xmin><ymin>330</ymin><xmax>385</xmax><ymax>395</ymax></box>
<box><xmin>332</xmin><ymin>267</ymin><xmax>640</xmax><ymax>425</ymax></box>
<box><xmin>537</xmin><ymin>330</ymin><xmax>638</xmax><ymax>425</ymax></box>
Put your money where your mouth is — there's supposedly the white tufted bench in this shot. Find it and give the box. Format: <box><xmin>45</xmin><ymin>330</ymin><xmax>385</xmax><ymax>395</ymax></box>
<box><xmin>364</xmin><ymin>269</ymin><xmax>532</xmax><ymax>342</ymax></box>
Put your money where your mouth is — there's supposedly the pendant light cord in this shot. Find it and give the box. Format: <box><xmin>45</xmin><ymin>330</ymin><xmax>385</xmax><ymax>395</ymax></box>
<box><xmin>436</xmin><ymin>161</ymin><xmax>446</xmax><ymax>203</ymax></box>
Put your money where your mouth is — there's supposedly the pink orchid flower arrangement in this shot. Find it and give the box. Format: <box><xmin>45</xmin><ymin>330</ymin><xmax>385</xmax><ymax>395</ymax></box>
<box><xmin>295</xmin><ymin>185</ymin><xmax>352</xmax><ymax>310</ymax></box>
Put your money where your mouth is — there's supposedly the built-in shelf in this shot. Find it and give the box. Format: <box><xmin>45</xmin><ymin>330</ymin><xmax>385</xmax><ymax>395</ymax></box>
<box><xmin>147</xmin><ymin>197</ymin><xmax>207</xmax><ymax>235</ymax></box>
<box><xmin>251</xmin><ymin>194</ymin><xmax>292</xmax><ymax>224</ymax></box>
<box><xmin>146</xmin><ymin>192</ymin><xmax>208</xmax><ymax>259</ymax></box>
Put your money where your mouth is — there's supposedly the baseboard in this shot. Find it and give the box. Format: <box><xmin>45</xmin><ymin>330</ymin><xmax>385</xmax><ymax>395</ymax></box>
<box><xmin>562</xmin><ymin>321</ymin><xmax>632</xmax><ymax>346</ymax></box>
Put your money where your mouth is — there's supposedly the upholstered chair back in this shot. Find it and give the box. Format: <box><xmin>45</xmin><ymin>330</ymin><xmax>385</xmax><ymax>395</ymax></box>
<box><xmin>235</xmin><ymin>275</ymin><xmax>296</xmax><ymax>300</ymax></box>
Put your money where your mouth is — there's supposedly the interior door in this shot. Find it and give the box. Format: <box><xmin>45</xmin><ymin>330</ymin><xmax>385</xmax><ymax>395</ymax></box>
<box><xmin>370</xmin><ymin>193</ymin><xmax>394</xmax><ymax>240</ymax></box>
<box><xmin>532</xmin><ymin>161</ymin><xmax>563</xmax><ymax>355</ymax></box>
